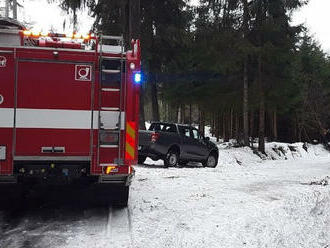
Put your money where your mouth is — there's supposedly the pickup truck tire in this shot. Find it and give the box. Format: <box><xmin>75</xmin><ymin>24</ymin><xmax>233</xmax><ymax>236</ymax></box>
<box><xmin>164</xmin><ymin>150</ymin><xmax>179</xmax><ymax>167</ymax></box>
<box><xmin>202</xmin><ymin>153</ymin><xmax>218</xmax><ymax>168</ymax></box>
<box><xmin>138</xmin><ymin>156</ymin><xmax>147</xmax><ymax>164</ymax></box>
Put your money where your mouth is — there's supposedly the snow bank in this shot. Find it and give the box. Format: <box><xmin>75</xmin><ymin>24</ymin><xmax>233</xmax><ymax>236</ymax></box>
<box><xmin>218</xmin><ymin>142</ymin><xmax>329</xmax><ymax>167</ymax></box>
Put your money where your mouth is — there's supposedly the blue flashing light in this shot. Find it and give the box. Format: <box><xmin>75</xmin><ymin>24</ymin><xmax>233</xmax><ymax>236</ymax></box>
<box><xmin>134</xmin><ymin>72</ymin><xmax>142</xmax><ymax>84</ymax></box>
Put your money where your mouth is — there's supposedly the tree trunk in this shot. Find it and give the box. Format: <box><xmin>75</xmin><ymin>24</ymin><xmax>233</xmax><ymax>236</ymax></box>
<box><xmin>258</xmin><ymin>55</ymin><xmax>265</xmax><ymax>153</ymax></box>
<box><xmin>242</xmin><ymin>0</ymin><xmax>249</xmax><ymax>146</ymax></box>
<box><xmin>216</xmin><ymin>112</ymin><xmax>220</xmax><ymax>142</ymax></box>
<box><xmin>5</xmin><ymin>0</ymin><xmax>9</xmax><ymax>18</ymax></box>
<box><xmin>230</xmin><ymin>108</ymin><xmax>233</xmax><ymax>139</ymax></box>
<box><xmin>250</xmin><ymin>111</ymin><xmax>254</xmax><ymax>147</ymax></box>
<box><xmin>13</xmin><ymin>0</ymin><xmax>17</xmax><ymax>20</ymax></box>
<box><xmin>128</xmin><ymin>0</ymin><xmax>140</xmax><ymax>40</ymax></box>
<box><xmin>177</xmin><ymin>105</ymin><xmax>181</xmax><ymax>123</ymax></box>
<box><xmin>189</xmin><ymin>104</ymin><xmax>192</xmax><ymax>125</ymax></box>
<box><xmin>199</xmin><ymin>109</ymin><xmax>205</xmax><ymax>136</ymax></box>
<box><xmin>273</xmin><ymin>109</ymin><xmax>278</xmax><ymax>141</ymax></box>
<box><xmin>181</xmin><ymin>104</ymin><xmax>186</xmax><ymax>124</ymax></box>
<box><xmin>150</xmin><ymin>80</ymin><xmax>159</xmax><ymax>121</ymax></box>
<box><xmin>235</xmin><ymin>112</ymin><xmax>239</xmax><ymax>142</ymax></box>
<box><xmin>224</xmin><ymin>112</ymin><xmax>229</xmax><ymax>142</ymax></box>
<box><xmin>243</xmin><ymin>58</ymin><xmax>249</xmax><ymax>146</ymax></box>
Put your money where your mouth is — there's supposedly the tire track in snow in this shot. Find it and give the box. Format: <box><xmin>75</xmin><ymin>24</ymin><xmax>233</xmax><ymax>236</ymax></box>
<box><xmin>107</xmin><ymin>206</ymin><xmax>134</xmax><ymax>248</ymax></box>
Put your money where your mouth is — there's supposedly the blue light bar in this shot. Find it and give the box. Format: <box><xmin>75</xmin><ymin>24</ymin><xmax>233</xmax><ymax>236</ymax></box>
<box><xmin>134</xmin><ymin>72</ymin><xmax>142</xmax><ymax>84</ymax></box>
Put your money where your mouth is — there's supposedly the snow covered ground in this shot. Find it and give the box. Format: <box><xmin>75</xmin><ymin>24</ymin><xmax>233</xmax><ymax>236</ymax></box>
<box><xmin>1</xmin><ymin>142</ymin><xmax>330</xmax><ymax>248</ymax></box>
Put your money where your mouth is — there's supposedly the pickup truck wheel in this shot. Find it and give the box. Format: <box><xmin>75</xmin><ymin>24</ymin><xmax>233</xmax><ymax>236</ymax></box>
<box><xmin>164</xmin><ymin>151</ymin><xmax>179</xmax><ymax>167</ymax></box>
<box><xmin>138</xmin><ymin>156</ymin><xmax>147</xmax><ymax>164</ymax></box>
<box><xmin>203</xmin><ymin>154</ymin><xmax>218</xmax><ymax>168</ymax></box>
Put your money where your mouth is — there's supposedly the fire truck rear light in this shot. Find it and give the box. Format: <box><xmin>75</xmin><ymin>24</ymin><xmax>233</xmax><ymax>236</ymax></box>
<box><xmin>23</xmin><ymin>30</ymin><xmax>32</xmax><ymax>36</ymax></box>
<box><xmin>82</xmin><ymin>34</ymin><xmax>90</xmax><ymax>40</ymax></box>
<box><xmin>74</xmin><ymin>33</ymin><xmax>82</xmax><ymax>39</ymax></box>
<box><xmin>65</xmin><ymin>32</ymin><xmax>74</xmax><ymax>38</ymax></box>
<box><xmin>151</xmin><ymin>132</ymin><xmax>160</xmax><ymax>143</ymax></box>
<box><xmin>130</xmin><ymin>63</ymin><xmax>135</xmax><ymax>70</ymax></box>
<box><xmin>106</xmin><ymin>166</ymin><xmax>118</xmax><ymax>174</ymax></box>
<box><xmin>32</xmin><ymin>30</ymin><xmax>40</xmax><ymax>37</ymax></box>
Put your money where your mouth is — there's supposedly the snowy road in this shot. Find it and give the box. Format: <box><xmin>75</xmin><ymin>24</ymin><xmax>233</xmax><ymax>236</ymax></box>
<box><xmin>0</xmin><ymin>146</ymin><xmax>330</xmax><ymax>248</ymax></box>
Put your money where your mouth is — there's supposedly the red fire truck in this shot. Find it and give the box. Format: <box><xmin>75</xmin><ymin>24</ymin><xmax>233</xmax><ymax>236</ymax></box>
<box><xmin>0</xmin><ymin>19</ymin><xmax>141</xmax><ymax>206</ymax></box>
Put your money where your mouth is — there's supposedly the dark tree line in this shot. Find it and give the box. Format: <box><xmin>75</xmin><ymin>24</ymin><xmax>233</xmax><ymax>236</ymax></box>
<box><xmin>58</xmin><ymin>0</ymin><xmax>330</xmax><ymax>152</ymax></box>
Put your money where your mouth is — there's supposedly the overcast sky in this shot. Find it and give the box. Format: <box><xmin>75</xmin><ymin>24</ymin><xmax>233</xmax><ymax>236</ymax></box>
<box><xmin>6</xmin><ymin>0</ymin><xmax>330</xmax><ymax>53</ymax></box>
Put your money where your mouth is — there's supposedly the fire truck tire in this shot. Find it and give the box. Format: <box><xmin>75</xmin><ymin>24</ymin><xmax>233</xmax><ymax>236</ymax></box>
<box><xmin>0</xmin><ymin>184</ymin><xmax>24</xmax><ymax>210</ymax></box>
<box><xmin>138</xmin><ymin>156</ymin><xmax>147</xmax><ymax>164</ymax></box>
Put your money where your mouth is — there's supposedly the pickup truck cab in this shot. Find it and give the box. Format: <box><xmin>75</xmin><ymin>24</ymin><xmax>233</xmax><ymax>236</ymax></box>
<box><xmin>138</xmin><ymin>122</ymin><xmax>218</xmax><ymax>167</ymax></box>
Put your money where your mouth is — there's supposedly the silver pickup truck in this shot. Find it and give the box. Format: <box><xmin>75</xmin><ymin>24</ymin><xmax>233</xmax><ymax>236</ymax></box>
<box><xmin>138</xmin><ymin>122</ymin><xmax>219</xmax><ymax>167</ymax></box>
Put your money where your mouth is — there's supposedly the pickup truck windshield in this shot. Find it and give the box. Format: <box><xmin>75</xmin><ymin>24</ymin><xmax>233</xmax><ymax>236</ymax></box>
<box><xmin>149</xmin><ymin>123</ymin><xmax>177</xmax><ymax>133</ymax></box>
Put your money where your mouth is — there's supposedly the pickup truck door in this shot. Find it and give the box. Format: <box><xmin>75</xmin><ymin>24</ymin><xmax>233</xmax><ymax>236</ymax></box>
<box><xmin>178</xmin><ymin>126</ymin><xmax>208</xmax><ymax>160</ymax></box>
<box><xmin>187</xmin><ymin>128</ymin><xmax>209</xmax><ymax>160</ymax></box>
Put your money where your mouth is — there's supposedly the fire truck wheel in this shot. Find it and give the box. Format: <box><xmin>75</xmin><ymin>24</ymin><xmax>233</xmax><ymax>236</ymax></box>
<box><xmin>138</xmin><ymin>156</ymin><xmax>147</xmax><ymax>164</ymax></box>
<box><xmin>164</xmin><ymin>150</ymin><xmax>179</xmax><ymax>167</ymax></box>
<box><xmin>0</xmin><ymin>184</ymin><xmax>24</xmax><ymax>210</ymax></box>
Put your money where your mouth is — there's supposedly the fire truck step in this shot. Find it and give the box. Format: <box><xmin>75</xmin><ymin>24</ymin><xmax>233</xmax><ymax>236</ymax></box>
<box><xmin>102</xmin><ymin>69</ymin><xmax>120</xmax><ymax>74</ymax></box>
<box><xmin>102</xmin><ymin>35</ymin><xmax>123</xmax><ymax>41</ymax></box>
<box><xmin>101</xmin><ymin>88</ymin><xmax>120</xmax><ymax>92</ymax></box>
<box><xmin>101</xmin><ymin>57</ymin><xmax>124</xmax><ymax>61</ymax></box>
<box><xmin>100</xmin><ymin>145</ymin><xmax>119</xmax><ymax>148</ymax></box>
<box><xmin>101</xmin><ymin>107</ymin><xmax>120</xmax><ymax>111</ymax></box>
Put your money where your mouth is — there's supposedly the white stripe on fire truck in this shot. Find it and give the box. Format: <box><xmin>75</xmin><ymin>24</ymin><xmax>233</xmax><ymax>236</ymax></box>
<box><xmin>0</xmin><ymin>108</ymin><xmax>14</xmax><ymax>127</ymax></box>
<box><xmin>0</xmin><ymin>108</ymin><xmax>125</xmax><ymax>130</ymax></box>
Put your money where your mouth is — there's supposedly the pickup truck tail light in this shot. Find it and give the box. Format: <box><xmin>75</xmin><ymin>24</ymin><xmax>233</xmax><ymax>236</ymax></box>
<box><xmin>151</xmin><ymin>132</ymin><xmax>160</xmax><ymax>143</ymax></box>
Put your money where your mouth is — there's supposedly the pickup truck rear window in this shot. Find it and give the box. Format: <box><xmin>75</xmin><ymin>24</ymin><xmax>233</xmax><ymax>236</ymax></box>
<box><xmin>149</xmin><ymin>123</ymin><xmax>177</xmax><ymax>133</ymax></box>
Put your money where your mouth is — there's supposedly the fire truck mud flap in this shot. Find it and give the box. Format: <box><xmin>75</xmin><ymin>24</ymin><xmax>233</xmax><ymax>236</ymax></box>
<box><xmin>92</xmin><ymin>170</ymin><xmax>135</xmax><ymax>206</ymax></box>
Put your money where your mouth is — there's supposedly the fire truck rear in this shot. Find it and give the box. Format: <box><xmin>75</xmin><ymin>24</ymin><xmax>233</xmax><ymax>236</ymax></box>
<box><xmin>0</xmin><ymin>20</ymin><xmax>140</xmax><ymax>206</ymax></box>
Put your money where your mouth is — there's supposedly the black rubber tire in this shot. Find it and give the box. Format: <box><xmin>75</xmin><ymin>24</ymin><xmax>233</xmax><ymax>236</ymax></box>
<box><xmin>164</xmin><ymin>150</ymin><xmax>179</xmax><ymax>167</ymax></box>
<box><xmin>202</xmin><ymin>154</ymin><xmax>218</xmax><ymax>168</ymax></box>
<box><xmin>138</xmin><ymin>156</ymin><xmax>147</xmax><ymax>164</ymax></box>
